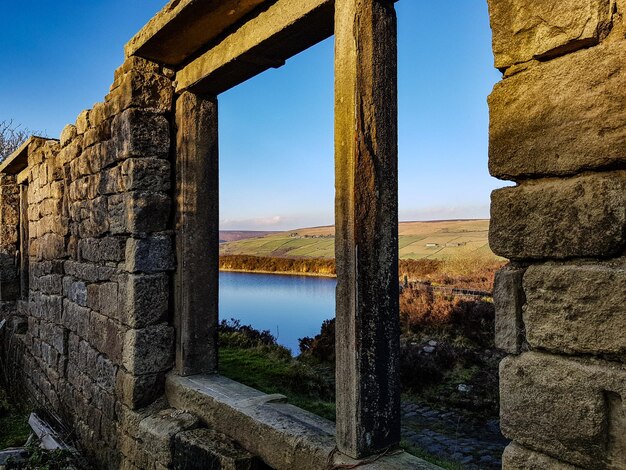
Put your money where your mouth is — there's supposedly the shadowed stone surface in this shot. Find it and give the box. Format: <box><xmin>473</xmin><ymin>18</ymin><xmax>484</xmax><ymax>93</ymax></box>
<box><xmin>166</xmin><ymin>374</ymin><xmax>436</xmax><ymax>470</ymax></box>
<box><xmin>174</xmin><ymin>92</ymin><xmax>219</xmax><ymax>376</ymax></box>
<box><xmin>490</xmin><ymin>172</ymin><xmax>626</xmax><ymax>260</ymax></box>
<box><xmin>500</xmin><ymin>352</ymin><xmax>626</xmax><ymax>468</ymax></box>
<box><xmin>524</xmin><ymin>260</ymin><xmax>626</xmax><ymax>358</ymax></box>
<box><xmin>173</xmin><ymin>428</ymin><xmax>260</xmax><ymax>470</ymax></box>
<box><xmin>493</xmin><ymin>266</ymin><xmax>525</xmax><ymax>354</ymax></box>
<box><xmin>125</xmin><ymin>0</ymin><xmax>270</xmax><ymax>66</ymax></box>
<box><xmin>502</xmin><ymin>443</ymin><xmax>580</xmax><ymax>470</ymax></box>
<box><xmin>334</xmin><ymin>0</ymin><xmax>400</xmax><ymax>459</ymax></box>
<box><xmin>489</xmin><ymin>41</ymin><xmax>626</xmax><ymax>180</ymax></box>
<box><xmin>175</xmin><ymin>0</ymin><xmax>334</xmax><ymax>94</ymax></box>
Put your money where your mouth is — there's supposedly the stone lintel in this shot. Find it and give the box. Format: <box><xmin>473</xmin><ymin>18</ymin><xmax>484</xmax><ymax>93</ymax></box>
<box><xmin>334</xmin><ymin>0</ymin><xmax>400</xmax><ymax>459</ymax></box>
<box><xmin>165</xmin><ymin>374</ymin><xmax>437</xmax><ymax>470</ymax></box>
<box><xmin>125</xmin><ymin>0</ymin><xmax>271</xmax><ymax>66</ymax></box>
<box><xmin>0</xmin><ymin>136</ymin><xmax>56</xmax><ymax>175</ymax></box>
<box><xmin>175</xmin><ymin>0</ymin><xmax>334</xmax><ymax>95</ymax></box>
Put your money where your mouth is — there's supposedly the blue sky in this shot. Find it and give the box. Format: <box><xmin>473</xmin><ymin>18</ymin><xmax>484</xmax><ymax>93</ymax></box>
<box><xmin>1</xmin><ymin>1</ymin><xmax>502</xmax><ymax>231</ymax></box>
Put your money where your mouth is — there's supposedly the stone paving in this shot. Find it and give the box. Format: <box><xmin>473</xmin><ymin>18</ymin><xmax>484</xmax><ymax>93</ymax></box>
<box><xmin>401</xmin><ymin>402</ymin><xmax>509</xmax><ymax>469</ymax></box>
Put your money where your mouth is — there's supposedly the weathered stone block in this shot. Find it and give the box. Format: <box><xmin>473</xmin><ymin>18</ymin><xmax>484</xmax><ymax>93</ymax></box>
<box><xmin>500</xmin><ymin>352</ymin><xmax>626</xmax><ymax>468</ymax></box>
<box><xmin>77</xmin><ymin>197</ymin><xmax>109</xmax><ymax>238</ymax></box>
<box><xmin>94</xmin><ymin>354</ymin><xmax>117</xmax><ymax>394</ymax></box>
<box><xmin>89</xmin><ymin>101</ymin><xmax>111</xmax><ymax>128</ymax></box>
<box><xmin>111</xmin><ymin>109</ymin><xmax>170</xmax><ymax>159</ymax></box>
<box><xmin>113</xmin><ymin>57</ymin><xmax>163</xmax><ymax>84</ymax></box>
<box><xmin>174</xmin><ymin>428</ymin><xmax>259</xmax><ymax>470</ymax></box>
<box><xmin>502</xmin><ymin>443</ymin><xmax>580</xmax><ymax>469</ymax></box>
<box><xmin>76</xmin><ymin>110</ymin><xmax>91</xmax><ymax>135</ymax></box>
<box><xmin>33</xmin><ymin>274</ymin><xmax>63</xmax><ymax>295</ymax></box>
<box><xmin>524</xmin><ymin>260</ymin><xmax>626</xmax><ymax>358</ymax></box>
<box><xmin>83</xmin><ymin>121</ymin><xmax>112</xmax><ymax>151</ymax></box>
<box><xmin>31</xmin><ymin>233</ymin><xmax>66</xmax><ymax>261</ymax></box>
<box><xmin>98</xmin><ymin>166</ymin><xmax>122</xmax><ymax>195</ymax></box>
<box><xmin>60</xmin><ymin>124</ymin><xmax>78</xmax><ymax>147</ymax></box>
<box><xmin>31</xmin><ymin>293</ymin><xmax>63</xmax><ymax>323</ymax></box>
<box><xmin>108</xmin><ymin>192</ymin><xmax>170</xmax><ymax>235</ymax></box>
<box><xmin>118</xmin><ymin>273</ymin><xmax>168</xmax><ymax>328</ymax></box>
<box><xmin>89</xmin><ymin>311</ymin><xmax>125</xmax><ymax>363</ymax></box>
<box><xmin>127</xmin><ymin>192</ymin><xmax>170</xmax><ymax>234</ymax></box>
<box><xmin>87</xmin><ymin>282</ymin><xmax>119</xmax><ymax>319</ymax></box>
<box><xmin>488</xmin><ymin>0</ymin><xmax>612</xmax><ymax>69</ymax></box>
<box><xmin>122</xmin><ymin>323</ymin><xmax>174</xmax><ymax>375</ymax></box>
<box><xmin>63</xmin><ymin>278</ymin><xmax>88</xmax><ymax>307</ymax></box>
<box><xmin>121</xmin><ymin>158</ymin><xmax>170</xmax><ymax>192</ymax></box>
<box><xmin>59</xmin><ymin>135</ymin><xmax>83</xmax><ymax>166</ymax></box>
<box><xmin>65</xmin><ymin>260</ymin><xmax>117</xmax><ymax>283</ymax></box>
<box><xmin>62</xmin><ymin>299</ymin><xmax>90</xmax><ymax>338</ymax></box>
<box><xmin>137</xmin><ymin>409</ymin><xmax>201</xmax><ymax>467</ymax></box>
<box><xmin>78</xmin><ymin>237</ymin><xmax>126</xmax><ymax>263</ymax></box>
<box><xmin>125</xmin><ymin>235</ymin><xmax>174</xmax><ymax>273</ymax></box>
<box><xmin>489</xmin><ymin>41</ymin><xmax>626</xmax><ymax>180</ymax></box>
<box><xmin>116</xmin><ymin>369</ymin><xmax>165</xmax><ymax>409</ymax></box>
<box><xmin>106</xmin><ymin>72</ymin><xmax>173</xmax><ymax>116</ymax></box>
<box><xmin>489</xmin><ymin>172</ymin><xmax>626</xmax><ymax>260</ymax></box>
<box><xmin>493</xmin><ymin>266</ymin><xmax>525</xmax><ymax>354</ymax></box>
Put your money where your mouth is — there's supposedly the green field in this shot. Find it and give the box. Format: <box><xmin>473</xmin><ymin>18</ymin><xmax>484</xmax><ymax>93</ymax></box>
<box><xmin>220</xmin><ymin>220</ymin><xmax>499</xmax><ymax>261</ymax></box>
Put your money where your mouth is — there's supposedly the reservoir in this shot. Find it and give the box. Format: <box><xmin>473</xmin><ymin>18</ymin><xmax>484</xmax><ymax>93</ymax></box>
<box><xmin>219</xmin><ymin>271</ymin><xmax>336</xmax><ymax>354</ymax></box>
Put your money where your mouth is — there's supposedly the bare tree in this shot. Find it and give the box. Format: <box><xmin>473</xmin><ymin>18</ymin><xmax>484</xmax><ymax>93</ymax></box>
<box><xmin>0</xmin><ymin>120</ymin><xmax>34</xmax><ymax>161</ymax></box>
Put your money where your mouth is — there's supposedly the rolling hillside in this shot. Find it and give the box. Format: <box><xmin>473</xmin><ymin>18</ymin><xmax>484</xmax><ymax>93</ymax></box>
<box><xmin>219</xmin><ymin>220</ymin><xmax>499</xmax><ymax>260</ymax></box>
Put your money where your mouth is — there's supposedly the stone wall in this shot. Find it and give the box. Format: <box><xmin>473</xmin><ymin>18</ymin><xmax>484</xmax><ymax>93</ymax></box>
<box><xmin>2</xmin><ymin>1</ymin><xmax>625</xmax><ymax>468</ymax></box>
<box><xmin>489</xmin><ymin>0</ymin><xmax>626</xmax><ymax>468</ymax></box>
<box><xmin>0</xmin><ymin>57</ymin><xmax>180</xmax><ymax>469</ymax></box>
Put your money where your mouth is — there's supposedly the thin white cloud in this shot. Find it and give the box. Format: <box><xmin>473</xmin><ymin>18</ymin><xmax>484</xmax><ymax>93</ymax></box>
<box><xmin>220</xmin><ymin>215</ymin><xmax>287</xmax><ymax>230</ymax></box>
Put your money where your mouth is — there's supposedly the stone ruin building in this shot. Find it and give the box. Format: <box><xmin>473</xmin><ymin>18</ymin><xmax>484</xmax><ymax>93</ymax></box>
<box><xmin>1</xmin><ymin>0</ymin><xmax>625</xmax><ymax>468</ymax></box>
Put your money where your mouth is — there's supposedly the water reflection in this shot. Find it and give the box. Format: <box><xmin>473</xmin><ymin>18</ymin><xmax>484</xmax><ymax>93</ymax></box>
<box><xmin>219</xmin><ymin>271</ymin><xmax>336</xmax><ymax>354</ymax></box>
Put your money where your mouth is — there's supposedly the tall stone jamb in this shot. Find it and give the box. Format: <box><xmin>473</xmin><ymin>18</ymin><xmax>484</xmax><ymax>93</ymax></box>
<box><xmin>174</xmin><ymin>92</ymin><xmax>219</xmax><ymax>376</ymax></box>
<box><xmin>334</xmin><ymin>0</ymin><xmax>400</xmax><ymax>458</ymax></box>
<box><xmin>0</xmin><ymin>175</ymin><xmax>20</xmax><ymax>301</ymax></box>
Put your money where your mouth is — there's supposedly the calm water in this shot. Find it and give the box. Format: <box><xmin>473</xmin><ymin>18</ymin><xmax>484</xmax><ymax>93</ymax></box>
<box><xmin>219</xmin><ymin>271</ymin><xmax>336</xmax><ymax>354</ymax></box>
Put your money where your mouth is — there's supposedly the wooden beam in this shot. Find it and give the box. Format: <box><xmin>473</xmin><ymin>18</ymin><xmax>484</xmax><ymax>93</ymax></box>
<box><xmin>334</xmin><ymin>0</ymin><xmax>400</xmax><ymax>459</ymax></box>
<box><xmin>175</xmin><ymin>0</ymin><xmax>334</xmax><ymax>95</ymax></box>
<box><xmin>126</xmin><ymin>0</ymin><xmax>271</xmax><ymax>66</ymax></box>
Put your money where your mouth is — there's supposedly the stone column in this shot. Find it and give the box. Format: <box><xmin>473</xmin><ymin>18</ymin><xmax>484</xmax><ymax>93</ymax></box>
<box><xmin>175</xmin><ymin>92</ymin><xmax>219</xmax><ymax>376</ymax></box>
<box><xmin>334</xmin><ymin>0</ymin><xmax>400</xmax><ymax>459</ymax></box>
<box><xmin>19</xmin><ymin>183</ymin><xmax>29</xmax><ymax>299</ymax></box>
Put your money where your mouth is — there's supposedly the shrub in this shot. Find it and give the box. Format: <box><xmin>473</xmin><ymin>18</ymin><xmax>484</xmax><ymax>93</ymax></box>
<box><xmin>298</xmin><ymin>318</ymin><xmax>336</xmax><ymax>363</ymax></box>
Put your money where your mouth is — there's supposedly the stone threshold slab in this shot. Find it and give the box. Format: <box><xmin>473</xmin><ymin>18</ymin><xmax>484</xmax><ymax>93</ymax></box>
<box><xmin>165</xmin><ymin>373</ymin><xmax>439</xmax><ymax>470</ymax></box>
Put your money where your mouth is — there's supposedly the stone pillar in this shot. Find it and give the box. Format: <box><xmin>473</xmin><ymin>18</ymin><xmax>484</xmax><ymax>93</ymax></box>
<box><xmin>19</xmin><ymin>183</ymin><xmax>29</xmax><ymax>299</ymax></box>
<box><xmin>334</xmin><ymin>0</ymin><xmax>399</xmax><ymax>459</ymax></box>
<box><xmin>174</xmin><ymin>91</ymin><xmax>219</xmax><ymax>376</ymax></box>
<box><xmin>0</xmin><ymin>175</ymin><xmax>20</xmax><ymax>301</ymax></box>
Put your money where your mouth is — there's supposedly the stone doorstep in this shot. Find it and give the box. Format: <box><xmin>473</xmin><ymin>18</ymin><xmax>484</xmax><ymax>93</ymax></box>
<box><xmin>165</xmin><ymin>373</ymin><xmax>439</xmax><ymax>470</ymax></box>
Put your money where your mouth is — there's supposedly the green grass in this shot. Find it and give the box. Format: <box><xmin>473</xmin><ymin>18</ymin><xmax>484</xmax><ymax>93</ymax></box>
<box><xmin>0</xmin><ymin>387</ymin><xmax>31</xmax><ymax>449</ymax></box>
<box><xmin>220</xmin><ymin>220</ymin><xmax>499</xmax><ymax>261</ymax></box>
<box><xmin>218</xmin><ymin>346</ymin><xmax>477</xmax><ymax>469</ymax></box>
<box><xmin>218</xmin><ymin>346</ymin><xmax>336</xmax><ymax>421</ymax></box>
